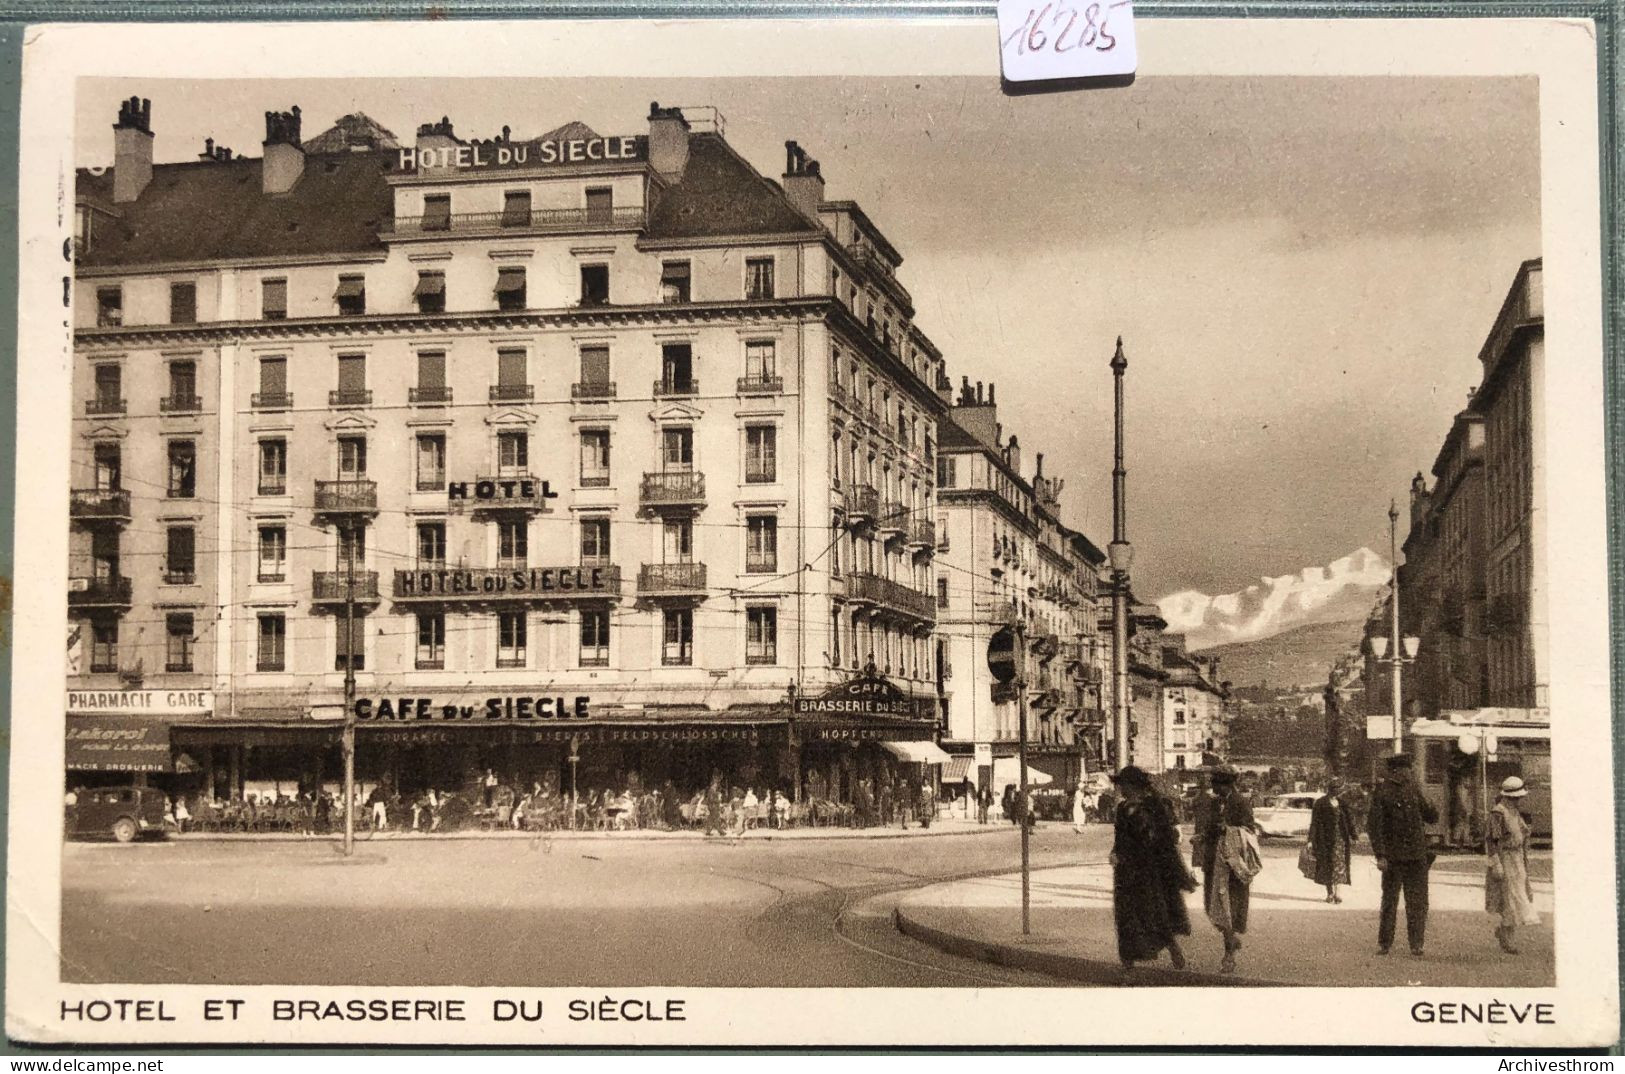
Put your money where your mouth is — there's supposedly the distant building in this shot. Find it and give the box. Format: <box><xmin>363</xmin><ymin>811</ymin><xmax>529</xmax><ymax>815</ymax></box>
<box><xmin>1159</xmin><ymin>633</ymin><xmax>1231</xmax><ymax>772</ymax></box>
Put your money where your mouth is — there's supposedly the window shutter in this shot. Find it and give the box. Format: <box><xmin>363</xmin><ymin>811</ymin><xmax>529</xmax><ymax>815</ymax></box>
<box><xmin>580</xmin><ymin>346</ymin><xmax>610</xmax><ymax>385</ymax></box>
<box><xmin>417</xmin><ymin>351</ymin><xmax>445</xmax><ymax>389</ymax></box>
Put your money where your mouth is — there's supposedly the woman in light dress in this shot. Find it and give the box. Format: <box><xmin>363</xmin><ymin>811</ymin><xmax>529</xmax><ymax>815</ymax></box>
<box><xmin>1486</xmin><ymin>775</ymin><xmax>1540</xmax><ymax>954</ymax></box>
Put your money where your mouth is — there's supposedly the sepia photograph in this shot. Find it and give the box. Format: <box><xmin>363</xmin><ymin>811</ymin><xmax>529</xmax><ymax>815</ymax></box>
<box><xmin>6</xmin><ymin>16</ymin><xmax>1614</xmax><ymax>1048</ymax></box>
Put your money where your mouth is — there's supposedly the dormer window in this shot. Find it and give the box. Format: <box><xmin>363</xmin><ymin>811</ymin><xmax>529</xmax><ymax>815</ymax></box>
<box><xmin>414</xmin><ymin>271</ymin><xmax>446</xmax><ymax>314</ymax></box>
<box><xmin>580</xmin><ymin>264</ymin><xmax>610</xmax><ymax>306</ymax></box>
<box><xmin>746</xmin><ymin>257</ymin><xmax>775</xmax><ymax>300</ymax></box>
<box><xmin>169</xmin><ymin>282</ymin><xmax>197</xmax><ymax>325</ymax></box>
<box><xmin>585</xmin><ymin>186</ymin><xmax>613</xmax><ymax>226</ymax></box>
<box><xmin>660</xmin><ymin>261</ymin><xmax>691</xmax><ymax>304</ymax></box>
<box><xmin>95</xmin><ymin>286</ymin><xmax>122</xmax><ymax>327</ymax></box>
<box><xmin>502</xmin><ymin>190</ymin><xmax>531</xmax><ymax>228</ymax></box>
<box><xmin>335</xmin><ymin>274</ymin><xmax>366</xmax><ymax>316</ymax></box>
<box><xmin>422</xmin><ymin>194</ymin><xmax>451</xmax><ymax>232</ymax></box>
<box><xmin>495</xmin><ymin>266</ymin><xmax>526</xmax><ymax>311</ymax></box>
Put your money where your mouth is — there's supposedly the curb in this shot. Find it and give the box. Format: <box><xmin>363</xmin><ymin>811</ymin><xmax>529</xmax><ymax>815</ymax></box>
<box><xmin>893</xmin><ymin>901</ymin><xmax>1279</xmax><ymax>987</ymax></box>
<box><xmin>155</xmin><ymin>825</ymin><xmax>1013</xmax><ymax>845</ymax></box>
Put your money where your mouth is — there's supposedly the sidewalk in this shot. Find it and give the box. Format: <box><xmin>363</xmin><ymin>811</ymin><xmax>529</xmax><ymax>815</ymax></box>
<box><xmin>167</xmin><ymin>815</ymin><xmax>1007</xmax><ymax>843</ymax></box>
<box><xmin>895</xmin><ymin>852</ymin><xmax>1556</xmax><ymax>987</ymax></box>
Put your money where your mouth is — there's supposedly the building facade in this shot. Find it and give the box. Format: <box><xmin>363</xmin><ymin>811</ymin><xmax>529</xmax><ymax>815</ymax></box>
<box><xmin>1158</xmin><ymin>633</ymin><xmax>1231</xmax><ymax>773</ymax></box>
<box><xmin>69</xmin><ymin>97</ymin><xmax>950</xmax><ymax>805</ymax></box>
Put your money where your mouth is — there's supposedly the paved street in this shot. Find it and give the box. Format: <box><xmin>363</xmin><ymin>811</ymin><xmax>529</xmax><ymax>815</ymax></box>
<box><xmin>62</xmin><ymin>824</ymin><xmax>1100</xmax><ymax>987</ymax></box>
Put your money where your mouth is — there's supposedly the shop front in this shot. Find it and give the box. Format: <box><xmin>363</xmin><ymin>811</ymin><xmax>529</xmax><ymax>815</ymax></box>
<box><xmin>1408</xmin><ymin>707</ymin><xmax>1552</xmax><ymax>845</ymax></box>
<box><xmin>792</xmin><ymin>667</ymin><xmax>943</xmax><ymax>807</ymax></box>
<box><xmin>64</xmin><ymin>688</ymin><xmax>214</xmax><ymax>796</ymax></box>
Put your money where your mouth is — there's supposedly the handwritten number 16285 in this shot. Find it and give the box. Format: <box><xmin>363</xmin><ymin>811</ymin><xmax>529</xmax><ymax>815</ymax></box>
<box><xmin>1003</xmin><ymin>1</ymin><xmax>1127</xmax><ymax>55</ymax></box>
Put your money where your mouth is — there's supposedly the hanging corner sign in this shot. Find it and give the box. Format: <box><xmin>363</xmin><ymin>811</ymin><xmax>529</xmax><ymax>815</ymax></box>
<box><xmin>987</xmin><ymin>625</ymin><xmax>1018</xmax><ymax>685</ymax></box>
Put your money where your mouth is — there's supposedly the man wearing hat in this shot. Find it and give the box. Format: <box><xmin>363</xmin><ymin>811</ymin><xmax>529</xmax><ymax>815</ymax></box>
<box><xmin>1486</xmin><ymin>775</ymin><xmax>1540</xmax><ymax>953</ymax></box>
<box><xmin>1367</xmin><ymin>753</ymin><xmax>1440</xmax><ymax>957</ymax></box>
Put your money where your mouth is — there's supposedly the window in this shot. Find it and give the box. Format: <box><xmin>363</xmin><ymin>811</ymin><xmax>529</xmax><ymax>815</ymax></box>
<box><xmin>167</xmin><ymin>440</ymin><xmax>196</xmax><ymax>498</ymax></box>
<box><xmin>166</xmin><ymin>360</ymin><xmax>198</xmax><ymax>409</ymax></box>
<box><xmin>745</xmin><ymin>515</ymin><xmax>777</xmax><ymax>573</ymax></box>
<box><xmin>165</xmin><ymin>613</ymin><xmax>194</xmax><ymax>672</ymax></box>
<box><xmin>936</xmin><ymin>456</ymin><xmax>957</xmax><ymax>488</ymax></box>
<box><xmin>580</xmin><ymin>517</ymin><xmax>611</xmax><ymax>566</ymax></box>
<box><xmin>744</xmin><ymin>340</ymin><xmax>776</xmax><ymax>383</ymax></box>
<box><xmin>92</xmin><ymin>365</ymin><xmax>122</xmax><ymax>411</ymax></box>
<box><xmin>416</xmin><ymin>613</ymin><xmax>445</xmax><ymax>669</ymax></box>
<box><xmin>660</xmin><ymin>260</ymin><xmax>691</xmax><ymax>304</ymax></box>
<box><xmin>256</xmin><ymin>615</ymin><xmax>285</xmax><ymax>672</ymax></box>
<box><xmin>416</xmin><ymin>522</ymin><xmax>446</xmax><ymax>568</ymax></box>
<box><xmin>336</xmin><ymin>352</ymin><xmax>366</xmax><ymax>400</ymax></box>
<box><xmin>937</xmin><ymin>577</ymin><xmax>949</xmax><ymax>610</ymax></box>
<box><xmin>495</xmin><ymin>266</ymin><xmax>526</xmax><ymax>311</ymax></box>
<box><xmin>661</xmin><ymin>427</ymin><xmax>693</xmax><ymax>470</ymax></box>
<box><xmin>578</xmin><ymin>345</ymin><xmax>611</xmax><ymax>393</ymax></box>
<box><xmin>745</xmin><ymin>425</ymin><xmax>777</xmax><ymax>483</ymax></box>
<box><xmin>334</xmin><ymin>274</ymin><xmax>366</xmax><ymax>316</ymax></box>
<box><xmin>257</xmin><ymin>356</ymin><xmax>288</xmax><ymax>406</ymax></box>
<box><xmin>96</xmin><ymin>286</ymin><xmax>122</xmax><ymax>327</ymax></box>
<box><xmin>93</xmin><ymin>444</ymin><xmax>121</xmax><ymax>490</ymax></box>
<box><xmin>579</xmin><ymin>429</ymin><xmax>611</xmax><ymax>487</ymax></box>
<box><xmin>745</xmin><ymin>257</ymin><xmax>775</xmax><ymax>300</ymax></box>
<box><xmin>746</xmin><ymin>607</ymin><xmax>778</xmax><ymax>665</ymax></box>
<box><xmin>497</xmin><ymin>518</ymin><xmax>528</xmax><ymax>568</ymax></box>
<box><xmin>414</xmin><ymin>271</ymin><xmax>446</xmax><ymax>314</ymax></box>
<box><xmin>497</xmin><ymin>430</ymin><xmax>528</xmax><ymax>473</ymax></box>
<box><xmin>659</xmin><ymin>343</ymin><xmax>693</xmax><ymax>394</ymax></box>
<box><xmin>336</xmin><ymin>436</ymin><xmax>367</xmax><ymax>478</ymax></box>
<box><xmin>335</xmin><ymin>614</ymin><xmax>366</xmax><ymax>672</ymax></box>
<box><xmin>497</xmin><ymin>611</ymin><xmax>527</xmax><ymax>668</ymax></box>
<box><xmin>1173</xmin><ymin>710</ymin><xmax>1187</xmax><ymax>725</ymax></box>
<box><xmin>337</xmin><ymin>525</ymin><xmax>366</xmax><ymax>571</ymax></box>
<box><xmin>164</xmin><ymin>526</ymin><xmax>195</xmax><ymax>585</ymax></box>
<box><xmin>257</xmin><ymin>526</ymin><xmax>286</xmax><ymax>582</ymax></box>
<box><xmin>416</xmin><ymin>434</ymin><xmax>446</xmax><ymax>490</ymax></box>
<box><xmin>414</xmin><ymin>350</ymin><xmax>447</xmax><ymax>402</ymax></box>
<box><xmin>422</xmin><ymin>193</ymin><xmax>452</xmax><ymax>232</ymax></box>
<box><xmin>261</xmin><ymin>278</ymin><xmax>287</xmax><ymax>320</ymax></box>
<box><xmin>501</xmin><ymin>190</ymin><xmax>531</xmax><ymax>228</ymax></box>
<box><xmin>830</xmin><ymin>607</ymin><xmax>842</xmax><ymax>667</ymax></box>
<box><xmin>663</xmin><ymin>518</ymin><xmax>693</xmax><ymax>563</ymax></box>
<box><xmin>168</xmin><ymin>282</ymin><xmax>197</xmax><ymax>324</ymax></box>
<box><xmin>580</xmin><ymin>264</ymin><xmax>610</xmax><ymax>305</ymax></box>
<box><xmin>497</xmin><ymin>347</ymin><xmax>527</xmax><ymax>389</ymax></box>
<box><xmin>580</xmin><ymin>609</ymin><xmax>610</xmax><ymax>667</ymax></box>
<box><xmin>662</xmin><ymin>608</ymin><xmax>693</xmax><ymax>666</ymax></box>
<box><xmin>585</xmin><ymin>186</ymin><xmax>613</xmax><ymax>225</ymax></box>
<box><xmin>90</xmin><ymin>620</ymin><xmax>118</xmax><ymax>673</ymax></box>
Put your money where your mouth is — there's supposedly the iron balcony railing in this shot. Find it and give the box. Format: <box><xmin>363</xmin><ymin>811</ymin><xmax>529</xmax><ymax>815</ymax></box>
<box><xmin>737</xmin><ymin>375</ymin><xmax>784</xmax><ymax>394</ymax></box>
<box><xmin>313</xmin><ymin>479</ymin><xmax>379</xmax><ymax>515</ymax></box>
<box><xmin>909</xmin><ymin>517</ymin><xmax>936</xmax><ymax>549</ymax></box>
<box><xmin>329</xmin><ymin>389</ymin><xmax>373</xmax><ymax>408</ymax></box>
<box><xmin>162</xmin><ymin>570</ymin><xmax>196</xmax><ymax>586</ymax></box>
<box><xmin>85</xmin><ymin>398</ymin><xmax>126</xmax><ymax>416</ymax></box>
<box><xmin>846</xmin><ymin>484</ymin><xmax>879</xmax><ymax>522</ymax></box>
<box><xmin>70</xmin><ymin>488</ymin><xmax>131</xmax><ymax>523</ymax></box>
<box><xmin>384</xmin><ymin>205</ymin><xmax>646</xmax><ymax>236</ymax></box>
<box><xmin>653</xmin><ymin>378</ymin><xmax>699</xmax><ymax>398</ymax></box>
<box><xmin>69</xmin><ymin>575</ymin><xmax>132</xmax><ymax>608</ymax></box>
<box><xmin>252</xmin><ymin>391</ymin><xmax>293</xmax><ymax>410</ymax></box>
<box><xmin>489</xmin><ymin>384</ymin><xmax>534</xmax><ymax>402</ymax></box>
<box><xmin>311</xmin><ymin>570</ymin><xmax>381</xmax><ymax>603</ymax></box>
<box><xmin>846</xmin><ymin>571</ymin><xmax>935</xmax><ymax>622</ymax></box>
<box><xmin>572</xmin><ymin>381</ymin><xmax>617</xmax><ymax>400</ymax></box>
<box><xmin>409</xmin><ymin>386</ymin><xmax>452</xmax><ymax>404</ymax></box>
<box><xmin>640</xmin><ymin>471</ymin><xmax>705</xmax><ymax>508</ymax></box>
<box><xmin>160</xmin><ymin>395</ymin><xmax>203</xmax><ymax>414</ymax></box>
<box><xmin>637</xmin><ymin>562</ymin><xmax>708</xmax><ymax>597</ymax></box>
<box><xmin>878</xmin><ymin>501</ymin><xmax>908</xmax><ymax>535</ymax></box>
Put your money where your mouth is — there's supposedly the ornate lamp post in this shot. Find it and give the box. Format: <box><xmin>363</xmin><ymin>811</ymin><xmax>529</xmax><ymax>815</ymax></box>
<box><xmin>1108</xmin><ymin>337</ymin><xmax>1133</xmax><ymax>771</ymax></box>
<box><xmin>1370</xmin><ymin>500</ymin><xmax>1420</xmax><ymax>756</ymax></box>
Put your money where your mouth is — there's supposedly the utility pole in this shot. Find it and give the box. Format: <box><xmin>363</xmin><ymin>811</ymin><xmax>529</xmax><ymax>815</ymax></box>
<box><xmin>342</xmin><ymin>518</ymin><xmax>357</xmax><ymax>856</ymax></box>
<box><xmin>1108</xmin><ymin>338</ymin><xmax>1134</xmax><ymax>772</ymax></box>
<box><xmin>1388</xmin><ymin>500</ymin><xmax>1403</xmax><ymax>756</ymax></box>
<box><xmin>1015</xmin><ymin>620</ymin><xmax>1031</xmax><ymax>936</ymax></box>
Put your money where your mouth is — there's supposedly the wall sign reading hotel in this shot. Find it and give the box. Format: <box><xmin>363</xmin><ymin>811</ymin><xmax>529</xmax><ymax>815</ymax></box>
<box><xmin>449</xmin><ymin>480</ymin><xmax>560</xmax><ymax>504</ymax></box>
<box><xmin>398</xmin><ymin>136</ymin><xmax>647</xmax><ymax>171</ymax></box>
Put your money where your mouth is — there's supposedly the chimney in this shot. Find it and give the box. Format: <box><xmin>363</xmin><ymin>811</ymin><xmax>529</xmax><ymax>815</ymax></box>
<box><xmin>988</xmin><ymin>382</ymin><xmax>996</xmax><ymax>405</ymax></box>
<box><xmin>976</xmin><ymin>381</ymin><xmax>984</xmax><ymax>404</ymax></box>
<box><xmin>262</xmin><ymin>106</ymin><xmax>305</xmax><ymax>194</ymax></box>
<box><xmin>781</xmin><ymin>140</ymin><xmax>825</xmax><ymax>222</ymax></box>
<box><xmin>1007</xmin><ymin>435</ymin><xmax>1021</xmax><ymax>477</ymax></box>
<box><xmin>413</xmin><ymin>116</ymin><xmax>460</xmax><ymax>175</ymax></box>
<box><xmin>647</xmin><ymin>101</ymin><xmax>691</xmax><ymax>179</ymax></box>
<box><xmin>1035</xmin><ymin>453</ymin><xmax>1045</xmax><ymax>479</ymax></box>
<box><xmin>112</xmin><ymin>96</ymin><xmax>153</xmax><ymax>204</ymax></box>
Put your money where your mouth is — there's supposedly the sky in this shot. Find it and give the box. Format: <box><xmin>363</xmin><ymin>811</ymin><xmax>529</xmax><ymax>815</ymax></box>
<box><xmin>77</xmin><ymin>75</ymin><xmax>1542</xmax><ymax>618</ymax></box>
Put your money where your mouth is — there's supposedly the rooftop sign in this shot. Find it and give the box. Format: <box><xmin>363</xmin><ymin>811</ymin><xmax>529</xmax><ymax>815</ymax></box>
<box><xmin>398</xmin><ymin>135</ymin><xmax>647</xmax><ymax>172</ymax></box>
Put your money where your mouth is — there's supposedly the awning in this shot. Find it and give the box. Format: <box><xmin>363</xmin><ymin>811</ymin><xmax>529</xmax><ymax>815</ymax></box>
<box><xmin>881</xmin><ymin>740</ymin><xmax>952</xmax><ymax>765</ymax></box>
<box><xmin>992</xmin><ymin>756</ymin><xmax>1053</xmax><ymax>790</ymax></box>
<box><xmin>412</xmin><ymin>273</ymin><xmax>446</xmax><ymax>297</ymax></box>
<box><xmin>944</xmin><ymin>756</ymin><xmax>973</xmax><ymax>783</ymax></box>
<box><xmin>494</xmin><ymin>270</ymin><xmax>526</xmax><ymax>294</ymax></box>
<box><xmin>333</xmin><ymin>277</ymin><xmax>365</xmax><ymax>298</ymax></box>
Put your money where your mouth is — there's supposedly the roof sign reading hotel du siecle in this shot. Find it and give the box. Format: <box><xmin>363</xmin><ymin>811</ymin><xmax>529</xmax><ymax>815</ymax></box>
<box><xmin>397</xmin><ymin>135</ymin><xmax>647</xmax><ymax>172</ymax></box>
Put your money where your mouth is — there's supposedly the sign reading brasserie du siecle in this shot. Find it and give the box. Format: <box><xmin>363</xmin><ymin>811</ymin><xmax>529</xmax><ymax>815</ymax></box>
<box><xmin>794</xmin><ymin>668</ymin><xmax>936</xmax><ymax>741</ymax></box>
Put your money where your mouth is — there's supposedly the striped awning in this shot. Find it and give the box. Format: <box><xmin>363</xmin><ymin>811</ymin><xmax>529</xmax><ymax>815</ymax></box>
<box><xmin>944</xmin><ymin>755</ymin><xmax>973</xmax><ymax>783</ymax></box>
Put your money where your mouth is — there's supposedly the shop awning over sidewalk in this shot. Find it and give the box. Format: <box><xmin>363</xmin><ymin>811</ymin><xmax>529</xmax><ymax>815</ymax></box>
<box><xmin>881</xmin><ymin>740</ymin><xmax>952</xmax><ymax>766</ymax></box>
<box><xmin>944</xmin><ymin>756</ymin><xmax>973</xmax><ymax>783</ymax></box>
<box><xmin>992</xmin><ymin>757</ymin><xmax>1053</xmax><ymax>790</ymax></box>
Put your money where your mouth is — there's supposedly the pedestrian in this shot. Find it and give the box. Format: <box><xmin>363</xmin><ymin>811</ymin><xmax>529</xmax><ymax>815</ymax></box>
<box><xmin>1486</xmin><ymin>776</ymin><xmax>1540</xmax><ymax>954</ymax></box>
<box><xmin>482</xmin><ymin>768</ymin><xmax>499</xmax><ymax>809</ymax></box>
<box><xmin>703</xmin><ymin>778</ymin><xmax>725</xmax><ymax>837</ymax></box>
<box><xmin>1367</xmin><ymin>752</ymin><xmax>1440</xmax><ymax>958</ymax></box>
<box><xmin>1109</xmin><ymin>765</ymin><xmax>1195</xmax><ymax>974</ymax></box>
<box><xmin>1001</xmin><ymin>783</ymin><xmax>1017</xmax><ymax>825</ymax></box>
<box><xmin>368</xmin><ymin>784</ymin><xmax>389</xmax><ymax>831</ymax></box>
<box><xmin>1072</xmin><ymin>783</ymin><xmax>1088</xmax><ymax>833</ymax></box>
<box><xmin>741</xmin><ymin>786</ymin><xmax>759</xmax><ymax>832</ymax></box>
<box><xmin>976</xmin><ymin>782</ymin><xmax>992</xmax><ymax>825</ymax></box>
<box><xmin>1199</xmin><ymin>764</ymin><xmax>1260</xmax><ymax>974</ymax></box>
<box><xmin>1307</xmin><ymin>777</ymin><xmax>1355</xmax><ymax>903</ymax></box>
<box><xmin>917</xmin><ymin>782</ymin><xmax>934</xmax><ymax>830</ymax></box>
<box><xmin>1189</xmin><ymin>770</ymin><xmax>1216</xmax><ymax>870</ymax></box>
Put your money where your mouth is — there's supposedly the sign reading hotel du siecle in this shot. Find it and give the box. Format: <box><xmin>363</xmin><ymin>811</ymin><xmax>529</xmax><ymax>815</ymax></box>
<box><xmin>398</xmin><ymin>135</ymin><xmax>647</xmax><ymax>171</ymax></box>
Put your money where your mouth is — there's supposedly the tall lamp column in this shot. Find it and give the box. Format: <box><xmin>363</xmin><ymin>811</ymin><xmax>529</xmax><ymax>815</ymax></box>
<box><xmin>1108</xmin><ymin>337</ymin><xmax>1133</xmax><ymax>771</ymax></box>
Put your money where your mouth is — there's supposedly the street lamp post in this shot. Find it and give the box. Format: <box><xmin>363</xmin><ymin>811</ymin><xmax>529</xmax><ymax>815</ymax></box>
<box><xmin>1370</xmin><ymin>500</ymin><xmax>1420</xmax><ymax>756</ymax></box>
<box><xmin>1108</xmin><ymin>337</ymin><xmax>1133</xmax><ymax>772</ymax></box>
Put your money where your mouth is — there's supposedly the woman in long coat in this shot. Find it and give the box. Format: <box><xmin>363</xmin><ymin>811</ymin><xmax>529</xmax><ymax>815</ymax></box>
<box><xmin>1309</xmin><ymin>778</ymin><xmax>1356</xmax><ymax>903</ymax></box>
<box><xmin>1199</xmin><ymin>766</ymin><xmax>1257</xmax><ymax>974</ymax></box>
<box><xmin>1486</xmin><ymin>776</ymin><xmax>1540</xmax><ymax>953</ymax></box>
<box><xmin>1110</xmin><ymin>766</ymin><xmax>1194</xmax><ymax>972</ymax></box>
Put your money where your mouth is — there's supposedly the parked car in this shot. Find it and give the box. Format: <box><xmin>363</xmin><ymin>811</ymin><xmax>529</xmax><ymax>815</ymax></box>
<box><xmin>1254</xmin><ymin>792</ymin><xmax>1319</xmax><ymax>839</ymax></box>
<box><xmin>67</xmin><ymin>786</ymin><xmax>169</xmax><ymax>842</ymax></box>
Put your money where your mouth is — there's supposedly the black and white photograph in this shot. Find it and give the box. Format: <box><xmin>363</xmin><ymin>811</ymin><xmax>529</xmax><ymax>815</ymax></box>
<box><xmin>6</xmin><ymin>16</ymin><xmax>1615</xmax><ymax>1048</ymax></box>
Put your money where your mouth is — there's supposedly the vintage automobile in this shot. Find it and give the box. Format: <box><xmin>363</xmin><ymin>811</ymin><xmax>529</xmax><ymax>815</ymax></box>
<box><xmin>67</xmin><ymin>785</ymin><xmax>169</xmax><ymax>842</ymax></box>
<box><xmin>1253</xmin><ymin>792</ymin><xmax>1320</xmax><ymax>839</ymax></box>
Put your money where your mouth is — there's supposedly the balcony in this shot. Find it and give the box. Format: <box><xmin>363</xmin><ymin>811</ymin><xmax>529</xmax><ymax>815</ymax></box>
<box><xmin>637</xmin><ymin>562</ymin><xmax>708</xmax><ymax>600</ymax></box>
<box><xmin>382</xmin><ymin>205</ymin><xmax>646</xmax><ymax>238</ymax></box>
<box><xmin>311</xmin><ymin>570</ymin><xmax>381</xmax><ymax>605</ymax></box>
<box><xmin>409</xmin><ymin>386</ymin><xmax>452</xmax><ymax>405</ymax></box>
<box><xmin>988</xmin><ymin>600</ymin><xmax>1018</xmax><ymax>625</ymax></box>
<box><xmin>69</xmin><ymin>575</ymin><xmax>132</xmax><ymax>611</ymax></box>
<box><xmin>160</xmin><ymin>394</ymin><xmax>203</xmax><ymax>414</ymax></box>
<box><xmin>737</xmin><ymin>375</ymin><xmax>784</xmax><ymax>395</ymax></box>
<box><xmin>489</xmin><ymin>383</ymin><xmax>534</xmax><ymax>403</ymax></box>
<box><xmin>252</xmin><ymin>391</ymin><xmax>293</xmax><ymax>410</ymax></box>
<box><xmin>391</xmin><ymin>565</ymin><xmax>622</xmax><ymax>605</ymax></box>
<box><xmin>878</xmin><ymin>501</ymin><xmax>908</xmax><ymax>537</ymax></box>
<box><xmin>162</xmin><ymin>570</ymin><xmax>197</xmax><ymax>586</ymax></box>
<box><xmin>908</xmin><ymin>517</ymin><xmax>936</xmax><ymax>550</ymax></box>
<box><xmin>845</xmin><ymin>484</ymin><xmax>879</xmax><ymax>524</ymax></box>
<box><xmin>640</xmin><ymin>471</ymin><xmax>706</xmax><ymax>512</ymax></box>
<box><xmin>70</xmin><ymin>488</ymin><xmax>131</xmax><ymax>526</ymax></box>
<box><xmin>572</xmin><ymin>381</ymin><xmax>617</xmax><ymax>401</ymax></box>
<box><xmin>1030</xmin><ymin>632</ymin><xmax>1059</xmax><ymax>662</ymax></box>
<box><xmin>329</xmin><ymin>389</ymin><xmax>373</xmax><ymax>408</ymax></box>
<box><xmin>653</xmin><ymin>378</ymin><xmax>699</xmax><ymax>399</ymax></box>
<box><xmin>85</xmin><ymin>397</ymin><xmax>126</xmax><ymax>416</ymax></box>
<box><xmin>313</xmin><ymin>479</ymin><xmax>378</xmax><ymax>517</ymax></box>
<box><xmin>846</xmin><ymin>571</ymin><xmax>935</xmax><ymax>624</ymax></box>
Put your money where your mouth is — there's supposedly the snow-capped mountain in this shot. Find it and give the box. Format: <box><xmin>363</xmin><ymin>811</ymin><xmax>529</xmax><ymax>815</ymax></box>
<box><xmin>1157</xmin><ymin>547</ymin><xmax>1390</xmax><ymax>651</ymax></box>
